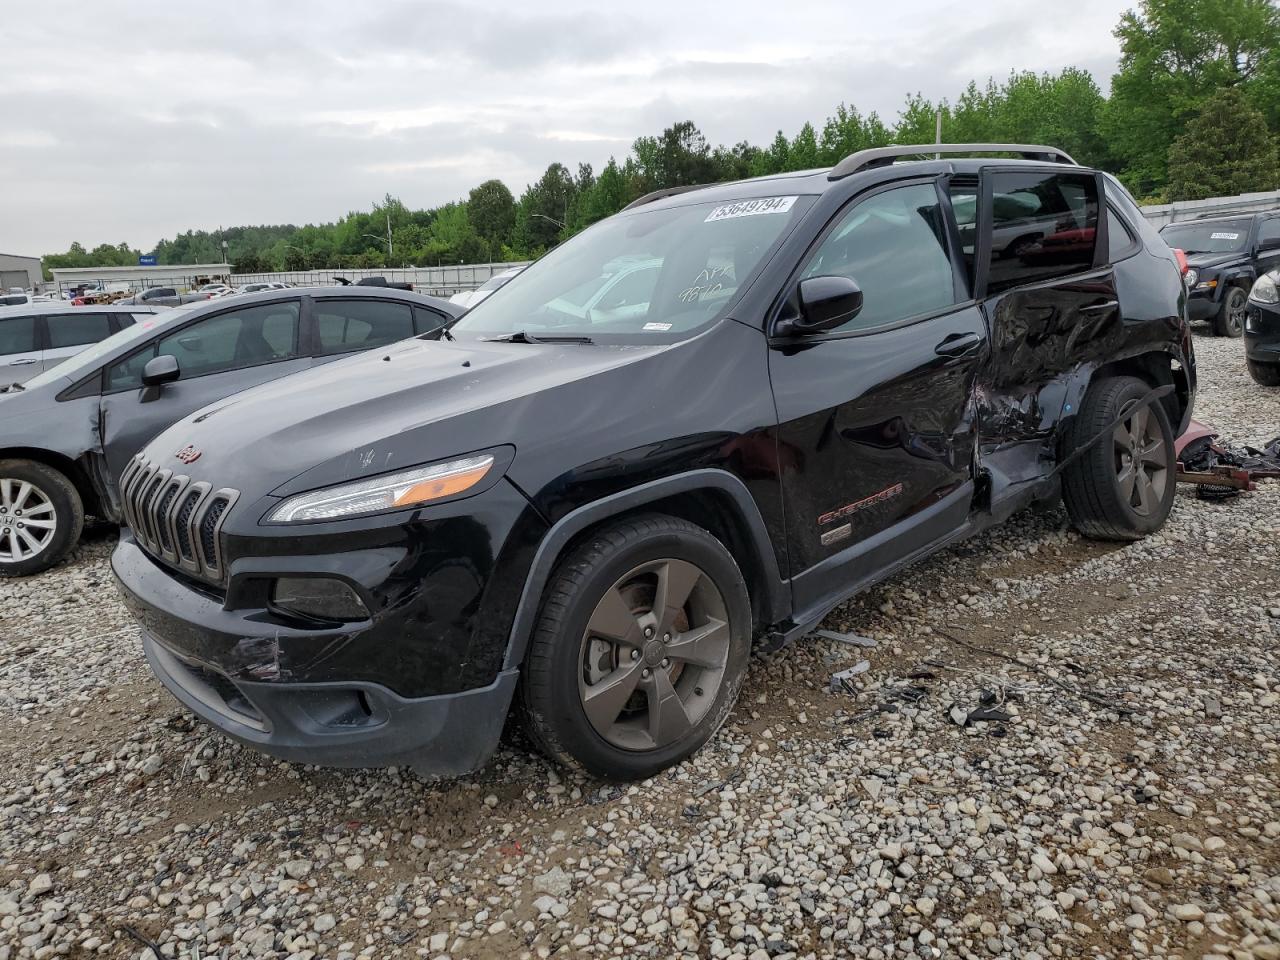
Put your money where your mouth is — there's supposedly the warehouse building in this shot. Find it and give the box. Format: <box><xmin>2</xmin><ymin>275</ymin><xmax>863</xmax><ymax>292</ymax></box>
<box><xmin>0</xmin><ymin>253</ymin><xmax>43</xmax><ymax>291</ymax></box>
<box><xmin>48</xmin><ymin>262</ymin><xmax>233</xmax><ymax>294</ymax></box>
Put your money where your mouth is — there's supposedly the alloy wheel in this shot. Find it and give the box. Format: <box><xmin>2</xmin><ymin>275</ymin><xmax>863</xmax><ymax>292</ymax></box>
<box><xmin>1113</xmin><ymin>401</ymin><xmax>1169</xmax><ymax>517</ymax></box>
<box><xmin>578</xmin><ymin>558</ymin><xmax>731</xmax><ymax>752</ymax></box>
<box><xmin>0</xmin><ymin>478</ymin><xmax>58</xmax><ymax>563</ymax></box>
<box><xmin>1224</xmin><ymin>288</ymin><xmax>1247</xmax><ymax>337</ymax></box>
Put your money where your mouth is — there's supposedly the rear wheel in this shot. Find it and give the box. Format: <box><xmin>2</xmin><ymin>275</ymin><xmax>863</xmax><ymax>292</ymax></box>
<box><xmin>0</xmin><ymin>460</ymin><xmax>84</xmax><ymax>577</ymax></box>
<box><xmin>1213</xmin><ymin>286</ymin><xmax>1247</xmax><ymax>337</ymax></box>
<box><xmin>1247</xmin><ymin>358</ymin><xmax>1280</xmax><ymax>386</ymax></box>
<box><xmin>1060</xmin><ymin>376</ymin><xmax>1176</xmax><ymax>541</ymax></box>
<box><xmin>519</xmin><ymin>514</ymin><xmax>751</xmax><ymax>780</ymax></box>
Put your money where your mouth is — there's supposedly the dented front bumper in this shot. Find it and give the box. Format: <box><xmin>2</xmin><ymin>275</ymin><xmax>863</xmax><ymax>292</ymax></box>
<box><xmin>112</xmin><ymin>534</ymin><xmax>518</xmax><ymax>775</ymax></box>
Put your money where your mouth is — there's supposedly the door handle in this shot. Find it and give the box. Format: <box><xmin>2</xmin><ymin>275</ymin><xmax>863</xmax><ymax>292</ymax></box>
<box><xmin>934</xmin><ymin>332</ymin><xmax>983</xmax><ymax>358</ymax></box>
<box><xmin>9</xmin><ymin>358</ymin><xmax>38</xmax><ymax>365</ymax></box>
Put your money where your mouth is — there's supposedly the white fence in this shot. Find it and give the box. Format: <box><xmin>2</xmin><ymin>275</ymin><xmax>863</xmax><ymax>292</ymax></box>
<box><xmin>230</xmin><ymin>261</ymin><xmax>530</xmax><ymax>298</ymax></box>
<box><xmin>1139</xmin><ymin>189</ymin><xmax>1280</xmax><ymax>228</ymax></box>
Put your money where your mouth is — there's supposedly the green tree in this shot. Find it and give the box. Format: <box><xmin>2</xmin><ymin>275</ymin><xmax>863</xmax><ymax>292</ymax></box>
<box><xmin>1167</xmin><ymin>86</ymin><xmax>1280</xmax><ymax>199</ymax></box>
<box><xmin>467</xmin><ymin>179</ymin><xmax>516</xmax><ymax>252</ymax></box>
<box><xmin>1104</xmin><ymin>0</ymin><xmax>1280</xmax><ymax>194</ymax></box>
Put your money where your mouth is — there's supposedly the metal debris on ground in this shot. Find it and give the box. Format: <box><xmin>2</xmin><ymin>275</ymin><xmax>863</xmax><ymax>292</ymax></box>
<box><xmin>813</xmin><ymin>628</ymin><xmax>878</xmax><ymax>648</ymax></box>
<box><xmin>829</xmin><ymin>659</ymin><xmax>871</xmax><ymax>693</ymax></box>
<box><xmin>1175</xmin><ymin>420</ymin><xmax>1280</xmax><ymax>498</ymax></box>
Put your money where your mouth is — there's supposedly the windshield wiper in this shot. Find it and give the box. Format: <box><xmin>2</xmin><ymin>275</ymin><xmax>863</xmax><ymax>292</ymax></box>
<box><xmin>481</xmin><ymin>331</ymin><xmax>593</xmax><ymax>344</ymax></box>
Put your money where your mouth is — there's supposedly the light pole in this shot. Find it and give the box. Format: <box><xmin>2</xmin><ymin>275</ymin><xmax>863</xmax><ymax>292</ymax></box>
<box><xmin>529</xmin><ymin>213</ymin><xmax>565</xmax><ymax>229</ymax></box>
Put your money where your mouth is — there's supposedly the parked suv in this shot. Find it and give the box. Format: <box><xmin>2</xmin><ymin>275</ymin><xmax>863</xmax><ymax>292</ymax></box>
<box><xmin>113</xmin><ymin>144</ymin><xmax>1195</xmax><ymax>781</ymax></box>
<box><xmin>1159</xmin><ymin>211</ymin><xmax>1280</xmax><ymax>337</ymax></box>
<box><xmin>0</xmin><ymin>288</ymin><xmax>459</xmax><ymax>575</ymax></box>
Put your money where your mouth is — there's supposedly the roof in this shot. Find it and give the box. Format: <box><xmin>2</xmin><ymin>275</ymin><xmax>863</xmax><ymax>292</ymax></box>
<box><xmin>49</xmin><ymin>263</ymin><xmax>232</xmax><ymax>278</ymax></box>
<box><xmin>0</xmin><ymin>303</ymin><xmax>164</xmax><ymax>316</ymax></box>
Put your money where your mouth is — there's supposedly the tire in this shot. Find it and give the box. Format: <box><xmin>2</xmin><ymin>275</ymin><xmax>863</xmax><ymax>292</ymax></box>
<box><xmin>1213</xmin><ymin>286</ymin><xmax>1248</xmax><ymax>337</ymax></box>
<box><xmin>1060</xmin><ymin>376</ymin><xmax>1176</xmax><ymax>542</ymax></box>
<box><xmin>518</xmin><ymin>514</ymin><xmax>751</xmax><ymax>780</ymax></box>
<box><xmin>1247</xmin><ymin>358</ymin><xmax>1280</xmax><ymax>386</ymax></box>
<box><xmin>0</xmin><ymin>459</ymin><xmax>84</xmax><ymax>577</ymax></box>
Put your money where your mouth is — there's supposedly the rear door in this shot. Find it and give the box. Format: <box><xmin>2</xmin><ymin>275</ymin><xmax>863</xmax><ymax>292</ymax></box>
<box><xmin>0</xmin><ymin>314</ymin><xmax>41</xmax><ymax>383</ymax></box>
<box><xmin>963</xmin><ymin>166</ymin><xmax>1114</xmax><ymax>486</ymax></box>
<box><xmin>41</xmin><ymin>311</ymin><xmax>116</xmax><ymax>372</ymax></box>
<box><xmin>100</xmin><ymin>298</ymin><xmax>310</xmax><ymax>482</ymax></box>
<box><xmin>767</xmin><ymin>177</ymin><xmax>987</xmax><ymax>615</ymax></box>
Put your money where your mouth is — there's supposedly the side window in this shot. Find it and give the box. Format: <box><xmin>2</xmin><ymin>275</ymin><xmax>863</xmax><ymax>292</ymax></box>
<box><xmin>315</xmin><ymin>300</ymin><xmax>414</xmax><ymax>356</ymax></box>
<box><xmin>1258</xmin><ymin>219</ymin><xmax>1280</xmax><ymax>247</ymax></box>
<box><xmin>413</xmin><ymin>306</ymin><xmax>447</xmax><ymax>335</ymax></box>
<box><xmin>106</xmin><ymin>301</ymin><xmax>300</xmax><ymax>391</ymax></box>
<box><xmin>801</xmin><ymin>182</ymin><xmax>958</xmax><ymax>332</ymax></box>
<box><xmin>0</xmin><ymin>315</ymin><xmax>37</xmax><ymax>354</ymax></box>
<box><xmin>985</xmin><ymin>171</ymin><xmax>1099</xmax><ymax>294</ymax></box>
<box><xmin>47</xmin><ymin>312</ymin><xmax>112</xmax><ymax>348</ymax></box>
<box><xmin>1107</xmin><ymin>207</ymin><xmax>1138</xmax><ymax>262</ymax></box>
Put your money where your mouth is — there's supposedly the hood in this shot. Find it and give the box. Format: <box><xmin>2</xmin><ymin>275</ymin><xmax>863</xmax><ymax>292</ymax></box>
<box><xmin>1184</xmin><ymin>252</ymin><xmax>1242</xmax><ymax>270</ymax></box>
<box><xmin>140</xmin><ymin>335</ymin><xmax>672</xmax><ymax>501</ymax></box>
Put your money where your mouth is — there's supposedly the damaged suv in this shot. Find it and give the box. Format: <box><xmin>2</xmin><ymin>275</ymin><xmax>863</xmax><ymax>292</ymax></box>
<box><xmin>113</xmin><ymin>144</ymin><xmax>1195</xmax><ymax>781</ymax></box>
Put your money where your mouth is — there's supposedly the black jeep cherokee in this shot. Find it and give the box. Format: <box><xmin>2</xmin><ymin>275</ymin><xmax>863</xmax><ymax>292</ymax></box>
<box><xmin>1159</xmin><ymin>211</ymin><xmax>1280</xmax><ymax>337</ymax></box>
<box><xmin>112</xmin><ymin>144</ymin><xmax>1196</xmax><ymax>781</ymax></box>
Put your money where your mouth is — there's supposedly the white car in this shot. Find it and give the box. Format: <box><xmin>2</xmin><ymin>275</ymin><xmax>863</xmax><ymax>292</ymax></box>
<box><xmin>449</xmin><ymin>267</ymin><xmax>524</xmax><ymax>309</ymax></box>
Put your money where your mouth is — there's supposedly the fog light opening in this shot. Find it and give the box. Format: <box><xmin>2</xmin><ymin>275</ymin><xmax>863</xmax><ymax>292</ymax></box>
<box><xmin>271</xmin><ymin>576</ymin><xmax>369</xmax><ymax>623</ymax></box>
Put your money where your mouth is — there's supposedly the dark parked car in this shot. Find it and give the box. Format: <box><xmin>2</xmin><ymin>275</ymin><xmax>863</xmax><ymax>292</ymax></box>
<box><xmin>1245</xmin><ymin>269</ymin><xmax>1280</xmax><ymax>385</ymax></box>
<box><xmin>112</xmin><ymin>144</ymin><xmax>1195</xmax><ymax>781</ymax></box>
<box><xmin>0</xmin><ymin>304</ymin><xmax>163</xmax><ymax>387</ymax></box>
<box><xmin>116</xmin><ymin>288</ymin><xmax>212</xmax><ymax>307</ymax></box>
<box><xmin>0</xmin><ymin>287</ymin><xmax>459</xmax><ymax>575</ymax></box>
<box><xmin>1159</xmin><ymin>211</ymin><xmax>1280</xmax><ymax>337</ymax></box>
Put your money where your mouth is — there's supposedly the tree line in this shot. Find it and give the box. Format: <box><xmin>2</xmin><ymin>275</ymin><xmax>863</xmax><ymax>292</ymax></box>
<box><xmin>42</xmin><ymin>0</ymin><xmax>1280</xmax><ymax>278</ymax></box>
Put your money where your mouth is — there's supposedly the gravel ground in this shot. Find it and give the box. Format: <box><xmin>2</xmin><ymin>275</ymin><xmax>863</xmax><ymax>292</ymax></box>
<box><xmin>2</xmin><ymin>333</ymin><xmax>1278</xmax><ymax>960</ymax></box>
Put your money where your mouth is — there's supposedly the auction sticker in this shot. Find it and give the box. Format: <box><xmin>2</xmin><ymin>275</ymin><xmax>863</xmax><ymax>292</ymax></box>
<box><xmin>1210</xmin><ymin>232</ymin><xmax>1240</xmax><ymax>240</ymax></box>
<box><xmin>705</xmin><ymin>196</ymin><xmax>798</xmax><ymax>222</ymax></box>
<box><xmin>643</xmin><ymin>322</ymin><xmax>673</xmax><ymax>331</ymax></box>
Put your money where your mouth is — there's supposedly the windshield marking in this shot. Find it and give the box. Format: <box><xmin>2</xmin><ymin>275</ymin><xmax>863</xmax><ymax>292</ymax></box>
<box><xmin>704</xmin><ymin>196</ymin><xmax>798</xmax><ymax>222</ymax></box>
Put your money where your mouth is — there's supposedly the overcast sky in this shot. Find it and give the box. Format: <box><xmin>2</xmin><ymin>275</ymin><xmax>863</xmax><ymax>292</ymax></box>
<box><xmin>1</xmin><ymin>0</ymin><xmax>1133</xmax><ymax>255</ymax></box>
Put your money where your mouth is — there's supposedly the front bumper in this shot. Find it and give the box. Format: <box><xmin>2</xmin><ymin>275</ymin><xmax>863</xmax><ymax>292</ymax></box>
<box><xmin>113</xmin><ymin>534</ymin><xmax>520</xmax><ymax>776</ymax></box>
<box><xmin>1245</xmin><ymin>302</ymin><xmax>1280</xmax><ymax>363</ymax></box>
<box><xmin>1186</xmin><ymin>290</ymin><xmax>1220</xmax><ymax>323</ymax></box>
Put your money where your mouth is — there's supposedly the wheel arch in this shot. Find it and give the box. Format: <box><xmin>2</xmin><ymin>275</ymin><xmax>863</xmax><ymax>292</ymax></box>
<box><xmin>502</xmin><ymin>470</ymin><xmax>789</xmax><ymax>673</ymax></box>
<box><xmin>0</xmin><ymin>447</ymin><xmax>99</xmax><ymax>516</ymax></box>
<box><xmin>1074</xmin><ymin>347</ymin><xmax>1193</xmax><ymax>438</ymax></box>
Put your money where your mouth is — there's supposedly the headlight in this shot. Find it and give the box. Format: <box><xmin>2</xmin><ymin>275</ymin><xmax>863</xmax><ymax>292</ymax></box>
<box><xmin>268</xmin><ymin>453</ymin><xmax>496</xmax><ymax>523</ymax></box>
<box><xmin>1251</xmin><ymin>273</ymin><xmax>1279</xmax><ymax>304</ymax></box>
<box><xmin>1183</xmin><ymin>268</ymin><xmax>1199</xmax><ymax>289</ymax></box>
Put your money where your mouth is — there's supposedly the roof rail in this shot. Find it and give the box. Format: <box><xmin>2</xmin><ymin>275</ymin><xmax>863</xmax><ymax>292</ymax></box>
<box><xmin>621</xmin><ymin>183</ymin><xmax>712</xmax><ymax>211</ymax></box>
<box><xmin>828</xmin><ymin>143</ymin><xmax>1077</xmax><ymax>181</ymax></box>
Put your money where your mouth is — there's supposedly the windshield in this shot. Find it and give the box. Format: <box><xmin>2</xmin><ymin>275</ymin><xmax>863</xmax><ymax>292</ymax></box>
<box><xmin>20</xmin><ymin>311</ymin><xmax>184</xmax><ymax>389</ymax></box>
<box><xmin>1160</xmin><ymin>219</ymin><xmax>1251</xmax><ymax>254</ymax></box>
<box><xmin>450</xmin><ymin>194</ymin><xmax>813</xmax><ymax>341</ymax></box>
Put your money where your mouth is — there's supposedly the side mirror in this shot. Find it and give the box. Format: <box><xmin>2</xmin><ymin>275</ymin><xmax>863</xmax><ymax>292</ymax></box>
<box><xmin>778</xmin><ymin>276</ymin><xmax>864</xmax><ymax>336</ymax></box>
<box><xmin>141</xmin><ymin>354</ymin><xmax>180</xmax><ymax>387</ymax></box>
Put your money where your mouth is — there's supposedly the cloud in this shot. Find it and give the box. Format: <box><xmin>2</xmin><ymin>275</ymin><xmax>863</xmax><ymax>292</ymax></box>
<box><xmin>0</xmin><ymin>0</ymin><xmax>1132</xmax><ymax>254</ymax></box>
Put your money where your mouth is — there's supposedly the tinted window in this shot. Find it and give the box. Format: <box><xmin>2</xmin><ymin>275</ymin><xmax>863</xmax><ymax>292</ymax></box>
<box><xmin>1258</xmin><ymin>219</ymin><xmax>1280</xmax><ymax>246</ymax></box>
<box><xmin>413</xmin><ymin>306</ymin><xmax>447</xmax><ymax>335</ymax></box>
<box><xmin>47</xmin><ymin>312</ymin><xmax>112</xmax><ymax>348</ymax></box>
<box><xmin>800</xmin><ymin>182</ymin><xmax>957</xmax><ymax>332</ymax></box>
<box><xmin>985</xmin><ymin>171</ymin><xmax>1099</xmax><ymax>294</ymax></box>
<box><xmin>1159</xmin><ymin>218</ymin><xmax>1251</xmax><ymax>254</ymax></box>
<box><xmin>315</xmin><ymin>300</ymin><xmax>414</xmax><ymax>355</ymax></box>
<box><xmin>106</xmin><ymin>301</ymin><xmax>300</xmax><ymax>391</ymax></box>
<box><xmin>1107</xmin><ymin>207</ymin><xmax>1137</xmax><ymax>261</ymax></box>
<box><xmin>0</xmin><ymin>315</ymin><xmax>37</xmax><ymax>353</ymax></box>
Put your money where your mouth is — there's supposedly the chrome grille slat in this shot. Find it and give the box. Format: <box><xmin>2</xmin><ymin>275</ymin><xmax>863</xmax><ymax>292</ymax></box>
<box><xmin>123</xmin><ymin>454</ymin><xmax>239</xmax><ymax>585</ymax></box>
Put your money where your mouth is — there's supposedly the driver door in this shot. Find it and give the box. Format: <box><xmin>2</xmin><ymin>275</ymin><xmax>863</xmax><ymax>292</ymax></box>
<box><xmin>766</xmin><ymin>178</ymin><xmax>987</xmax><ymax>615</ymax></box>
<box><xmin>100</xmin><ymin>299</ymin><xmax>310</xmax><ymax>485</ymax></box>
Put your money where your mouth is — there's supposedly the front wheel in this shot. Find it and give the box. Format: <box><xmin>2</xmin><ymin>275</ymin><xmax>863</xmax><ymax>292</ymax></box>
<box><xmin>1214</xmin><ymin>286</ymin><xmax>1248</xmax><ymax>337</ymax></box>
<box><xmin>1060</xmin><ymin>376</ymin><xmax>1176</xmax><ymax>541</ymax></box>
<box><xmin>519</xmin><ymin>514</ymin><xmax>751</xmax><ymax>780</ymax></box>
<box><xmin>1247</xmin><ymin>358</ymin><xmax>1280</xmax><ymax>386</ymax></box>
<box><xmin>0</xmin><ymin>460</ymin><xmax>84</xmax><ymax>577</ymax></box>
